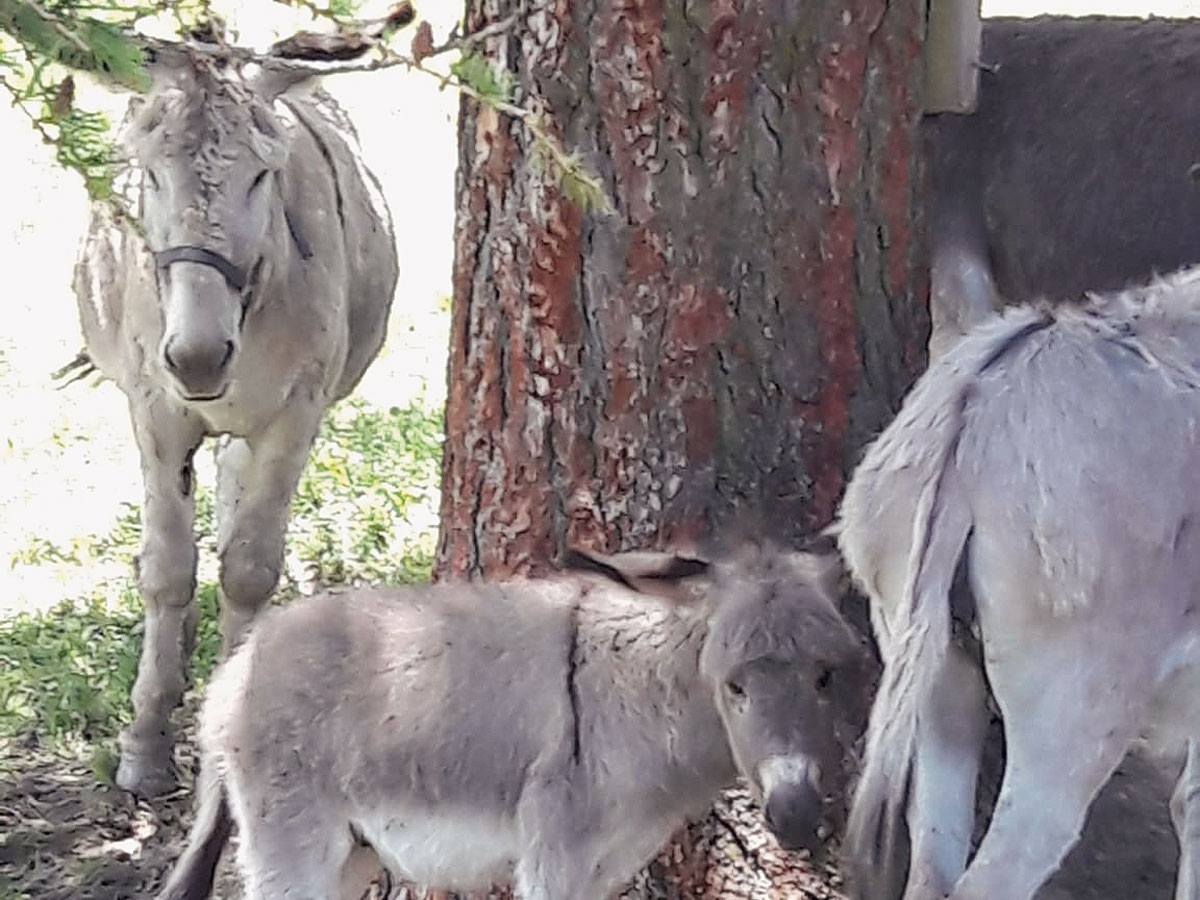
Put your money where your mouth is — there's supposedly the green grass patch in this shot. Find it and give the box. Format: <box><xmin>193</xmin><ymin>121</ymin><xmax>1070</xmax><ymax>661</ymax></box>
<box><xmin>289</xmin><ymin>398</ymin><xmax>442</xmax><ymax>586</ymax></box>
<box><xmin>0</xmin><ymin>397</ymin><xmax>443</xmax><ymax>755</ymax></box>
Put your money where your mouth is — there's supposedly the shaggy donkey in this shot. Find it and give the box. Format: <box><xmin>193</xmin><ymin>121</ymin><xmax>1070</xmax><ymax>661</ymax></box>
<box><xmin>74</xmin><ymin>46</ymin><xmax>397</xmax><ymax>795</ymax></box>
<box><xmin>157</xmin><ymin>546</ymin><xmax>869</xmax><ymax>900</ymax></box>
<box><xmin>840</xmin><ymin>267</ymin><xmax>1200</xmax><ymax>900</ymax></box>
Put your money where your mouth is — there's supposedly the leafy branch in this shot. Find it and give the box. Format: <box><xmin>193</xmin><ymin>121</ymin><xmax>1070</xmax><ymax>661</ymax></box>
<box><xmin>1</xmin><ymin>0</ymin><xmax>610</xmax><ymax>217</ymax></box>
<box><xmin>0</xmin><ymin>0</ymin><xmax>200</xmax><ymax>208</ymax></box>
<box><xmin>265</xmin><ymin>0</ymin><xmax>609</xmax><ymax>212</ymax></box>
<box><xmin>263</xmin><ymin>33</ymin><xmax>610</xmax><ymax>213</ymax></box>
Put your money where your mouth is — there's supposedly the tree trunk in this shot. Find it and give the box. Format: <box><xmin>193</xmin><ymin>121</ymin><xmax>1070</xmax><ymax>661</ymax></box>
<box><xmin>437</xmin><ymin>0</ymin><xmax>929</xmax><ymax>895</ymax></box>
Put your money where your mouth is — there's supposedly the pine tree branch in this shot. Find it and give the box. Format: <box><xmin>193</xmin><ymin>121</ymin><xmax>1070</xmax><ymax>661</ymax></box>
<box><xmin>258</xmin><ymin>38</ymin><xmax>611</xmax><ymax>213</ymax></box>
<box><xmin>0</xmin><ymin>0</ymin><xmax>148</xmax><ymax>89</ymax></box>
<box><xmin>426</xmin><ymin>10</ymin><xmax>518</xmax><ymax>58</ymax></box>
<box><xmin>24</xmin><ymin>0</ymin><xmax>92</xmax><ymax>58</ymax></box>
<box><xmin>0</xmin><ymin>0</ymin><xmax>609</xmax><ymax>214</ymax></box>
<box><xmin>0</xmin><ymin>68</ymin><xmax>56</xmax><ymax>143</ymax></box>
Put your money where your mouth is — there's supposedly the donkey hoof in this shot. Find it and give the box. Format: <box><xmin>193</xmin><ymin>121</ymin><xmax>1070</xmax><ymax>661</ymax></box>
<box><xmin>115</xmin><ymin>745</ymin><xmax>178</xmax><ymax>797</ymax></box>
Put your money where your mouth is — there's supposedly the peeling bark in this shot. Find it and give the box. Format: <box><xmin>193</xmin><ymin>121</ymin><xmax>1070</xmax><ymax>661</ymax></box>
<box><xmin>438</xmin><ymin>0</ymin><xmax>928</xmax><ymax>895</ymax></box>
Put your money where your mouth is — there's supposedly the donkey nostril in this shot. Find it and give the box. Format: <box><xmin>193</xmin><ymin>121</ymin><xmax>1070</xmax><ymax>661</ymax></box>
<box><xmin>220</xmin><ymin>340</ymin><xmax>235</xmax><ymax>369</ymax></box>
<box><xmin>764</xmin><ymin>805</ymin><xmax>779</xmax><ymax>831</ymax></box>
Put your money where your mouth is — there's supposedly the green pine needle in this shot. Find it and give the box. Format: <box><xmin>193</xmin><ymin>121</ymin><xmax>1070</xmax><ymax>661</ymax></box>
<box><xmin>450</xmin><ymin>50</ymin><xmax>511</xmax><ymax>105</ymax></box>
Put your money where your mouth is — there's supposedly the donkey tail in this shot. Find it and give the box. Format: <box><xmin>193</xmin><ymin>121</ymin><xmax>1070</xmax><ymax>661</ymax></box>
<box><xmin>156</xmin><ymin>759</ymin><xmax>233</xmax><ymax>900</ymax></box>
<box><xmin>843</xmin><ymin>462</ymin><xmax>971</xmax><ymax>899</ymax></box>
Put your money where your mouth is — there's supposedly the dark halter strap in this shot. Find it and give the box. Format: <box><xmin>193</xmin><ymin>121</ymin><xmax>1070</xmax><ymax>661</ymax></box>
<box><xmin>155</xmin><ymin>245</ymin><xmax>249</xmax><ymax>294</ymax></box>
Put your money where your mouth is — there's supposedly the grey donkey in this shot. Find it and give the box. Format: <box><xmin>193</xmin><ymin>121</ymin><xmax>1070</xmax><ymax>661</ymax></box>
<box><xmin>840</xmin><ymin>266</ymin><xmax>1200</xmax><ymax>900</ymax></box>
<box><xmin>157</xmin><ymin>545</ymin><xmax>870</xmax><ymax>899</ymax></box>
<box><xmin>73</xmin><ymin>45</ymin><xmax>398</xmax><ymax>795</ymax></box>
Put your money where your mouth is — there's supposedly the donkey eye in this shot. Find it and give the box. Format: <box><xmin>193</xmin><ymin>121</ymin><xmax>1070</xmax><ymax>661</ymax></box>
<box><xmin>815</xmin><ymin>666</ymin><xmax>834</xmax><ymax>692</ymax></box>
<box><xmin>145</xmin><ymin>169</ymin><xmax>160</xmax><ymax>191</ymax></box>
<box><xmin>725</xmin><ymin>679</ymin><xmax>746</xmax><ymax>699</ymax></box>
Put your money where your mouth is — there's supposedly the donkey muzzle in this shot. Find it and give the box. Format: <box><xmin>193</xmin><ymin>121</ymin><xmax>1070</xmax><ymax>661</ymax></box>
<box><xmin>163</xmin><ymin>334</ymin><xmax>234</xmax><ymax>398</ymax></box>
<box><xmin>156</xmin><ymin>246</ymin><xmax>249</xmax><ymax>400</ymax></box>
<box><xmin>758</xmin><ymin>755</ymin><xmax>825</xmax><ymax>853</ymax></box>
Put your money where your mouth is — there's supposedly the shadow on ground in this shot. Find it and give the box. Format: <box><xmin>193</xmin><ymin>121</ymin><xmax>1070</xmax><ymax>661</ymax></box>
<box><xmin>0</xmin><ymin>727</ymin><xmax>1183</xmax><ymax>900</ymax></box>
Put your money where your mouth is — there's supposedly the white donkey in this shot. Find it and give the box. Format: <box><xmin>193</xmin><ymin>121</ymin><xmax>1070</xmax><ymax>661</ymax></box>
<box><xmin>157</xmin><ymin>546</ymin><xmax>870</xmax><ymax>900</ymax></box>
<box><xmin>840</xmin><ymin>267</ymin><xmax>1200</xmax><ymax>900</ymax></box>
<box><xmin>73</xmin><ymin>46</ymin><xmax>397</xmax><ymax>795</ymax></box>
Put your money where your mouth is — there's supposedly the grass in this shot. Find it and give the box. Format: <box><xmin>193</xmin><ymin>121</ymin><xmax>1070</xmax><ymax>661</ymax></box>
<box><xmin>0</xmin><ymin>396</ymin><xmax>443</xmax><ymax>761</ymax></box>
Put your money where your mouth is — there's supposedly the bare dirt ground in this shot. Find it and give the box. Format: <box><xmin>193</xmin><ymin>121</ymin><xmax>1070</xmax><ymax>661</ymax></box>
<box><xmin>3</xmin><ymin>0</ymin><xmax>1200</xmax><ymax>898</ymax></box>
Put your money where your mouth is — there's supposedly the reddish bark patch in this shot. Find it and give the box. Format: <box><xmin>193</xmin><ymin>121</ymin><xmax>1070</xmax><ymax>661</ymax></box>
<box><xmin>438</xmin><ymin>108</ymin><xmax>516</xmax><ymax>579</ymax></box>
<box><xmin>875</xmin><ymin>0</ymin><xmax>924</xmax><ymax>300</ymax></box>
<box><xmin>666</xmin><ymin>283</ymin><xmax>730</xmax><ymax>362</ymax></box>
<box><xmin>682</xmin><ymin>394</ymin><xmax>719</xmax><ymax>460</ymax></box>
<box><xmin>703</xmin><ymin>4</ymin><xmax>762</xmax><ymax>163</ymax></box>
<box><xmin>595</xmin><ymin>0</ymin><xmax>667</xmax><ymax>226</ymax></box>
<box><xmin>806</xmin><ymin>6</ymin><xmax>880</xmax><ymax>527</ymax></box>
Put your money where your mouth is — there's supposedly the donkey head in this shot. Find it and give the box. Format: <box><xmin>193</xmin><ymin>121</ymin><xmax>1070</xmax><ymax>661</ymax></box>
<box><xmin>563</xmin><ymin>542</ymin><xmax>872</xmax><ymax>854</ymax></box>
<box><xmin>123</xmin><ymin>51</ymin><xmax>313</xmax><ymax>401</ymax></box>
<box><xmin>700</xmin><ymin>546</ymin><xmax>872</xmax><ymax>854</ymax></box>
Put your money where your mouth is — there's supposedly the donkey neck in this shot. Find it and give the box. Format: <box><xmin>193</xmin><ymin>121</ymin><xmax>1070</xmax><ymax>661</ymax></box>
<box><xmin>571</xmin><ymin>587</ymin><xmax>737</xmax><ymax>805</ymax></box>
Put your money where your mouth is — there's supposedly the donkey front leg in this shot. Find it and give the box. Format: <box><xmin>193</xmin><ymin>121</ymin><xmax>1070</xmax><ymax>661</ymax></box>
<box><xmin>216</xmin><ymin>412</ymin><xmax>321</xmax><ymax>650</ymax></box>
<box><xmin>1172</xmin><ymin>740</ymin><xmax>1200</xmax><ymax>900</ymax></box>
<box><xmin>118</xmin><ymin>398</ymin><xmax>205</xmax><ymax>795</ymax></box>
<box><xmin>515</xmin><ymin>784</ymin><xmax>671</xmax><ymax>900</ymax></box>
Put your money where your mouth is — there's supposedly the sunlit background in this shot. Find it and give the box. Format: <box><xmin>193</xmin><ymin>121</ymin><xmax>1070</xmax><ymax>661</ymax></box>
<box><xmin>0</xmin><ymin>0</ymin><xmax>1195</xmax><ymax>613</ymax></box>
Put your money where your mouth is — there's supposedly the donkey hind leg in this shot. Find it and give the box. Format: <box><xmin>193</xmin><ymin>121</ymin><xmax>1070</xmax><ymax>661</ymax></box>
<box><xmin>903</xmin><ymin>645</ymin><xmax>988</xmax><ymax>900</ymax></box>
<box><xmin>117</xmin><ymin>402</ymin><xmax>205</xmax><ymax>795</ymax></box>
<box><xmin>216</xmin><ymin>412</ymin><xmax>320</xmax><ymax>652</ymax></box>
<box><xmin>1172</xmin><ymin>740</ymin><xmax>1200</xmax><ymax>900</ymax></box>
<box><xmin>927</xmin><ymin>194</ymin><xmax>1001</xmax><ymax>362</ymax></box>
<box><xmin>947</xmin><ymin>644</ymin><xmax>1143</xmax><ymax>900</ymax></box>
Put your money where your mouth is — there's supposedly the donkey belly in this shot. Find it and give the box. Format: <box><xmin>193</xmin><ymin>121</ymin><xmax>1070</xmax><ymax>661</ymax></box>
<box><xmin>355</xmin><ymin>808</ymin><xmax>520</xmax><ymax>890</ymax></box>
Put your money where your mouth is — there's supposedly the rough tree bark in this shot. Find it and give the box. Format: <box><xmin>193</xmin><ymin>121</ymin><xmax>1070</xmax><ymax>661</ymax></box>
<box><xmin>436</xmin><ymin>0</ymin><xmax>929</xmax><ymax>896</ymax></box>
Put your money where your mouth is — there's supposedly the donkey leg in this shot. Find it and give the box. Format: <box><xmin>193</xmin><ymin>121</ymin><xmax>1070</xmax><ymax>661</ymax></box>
<box><xmin>515</xmin><ymin>846</ymin><xmax>617</xmax><ymax>900</ymax></box>
<box><xmin>514</xmin><ymin>783</ymin><xmax>618</xmax><ymax>900</ymax></box>
<box><xmin>1172</xmin><ymin>740</ymin><xmax>1200</xmax><ymax>900</ymax></box>
<box><xmin>515</xmin><ymin>786</ymin><xmax>672</xmax><ymax>900</ymax></box>
<box><xmin>903</xmin><ymin>645</ymin><xmax>988</xmax><ymax>900</ymax></box>
<box><xmin>217</xmin><ymin>412</ymin><xmax>321</xmax><ymax>650</ymax></box>
<box><xmin>228</xmin><ymin>780</ymin><xmax>352</xmax><ymax>900</ymax></box>
<box><xmin>927</xmin><ymin>195</ymin><xmax>1001</xmax><ymax>361</ymax></box>
<box><xmin>947</xmin><ymin>648</ymin><xmax>1141</xmax><ymax>900</ymax></box>
<box><xmin>237</xmin><ymin>826</ymin><xmax>351</xmax><ymax>900</ymax></box>
<box><xmin>117</xmin><ymin>400</ymin><xmax>204</xmax><ymax>795</ymax></box>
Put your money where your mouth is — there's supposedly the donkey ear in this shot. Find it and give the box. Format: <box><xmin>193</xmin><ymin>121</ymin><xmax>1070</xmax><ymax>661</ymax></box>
<box><xmin>247</xmin><ymin>60</ymin><xmax>322</xmax><ymax>102</ymax></box>
<box><xmin>780</xmin><ymin>549</ymin><xmax>845</xmax><ymax>603</ymax></box>
<box><xmin>637</xmin><ymin>555</ymin><xmax>711</xmax><ymax>582</ymax></box>
<box><xmin>142</xmin><ymin>43</ymin><xmax>198</xmax><ymax>92</ymax></box>
<box><xmin>560</xmin><ymin>547</ymin><xmax>711</xmax><ymax>602</ymax></box>
<box><xmin>559</xmin><ymin>548</ymin><xmax>637</xmax><ymax>591</ymax></box>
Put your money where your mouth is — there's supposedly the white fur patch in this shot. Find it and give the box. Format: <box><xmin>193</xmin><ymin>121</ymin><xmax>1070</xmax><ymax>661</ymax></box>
<box><xmin>349</xmin><ymin>149</ymin><xmax>392</xmax><ymax>237</ymax></box>
<box><xmin>757</xmin><ymin>754</ymin><xmax>820</xmax><ymax>797</ymax></box>
<box><xmin>354</xmin><ymin>810</ymin><xmax>520</xmax><ymax>891</ymax></box>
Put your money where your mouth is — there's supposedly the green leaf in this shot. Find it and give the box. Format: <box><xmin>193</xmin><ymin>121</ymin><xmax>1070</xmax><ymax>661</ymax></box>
<box><xmin>450</xmin><ymin>50</ymin><xmax>511</xmax><ymax>105</ymax></box>
<box><xmin>0</xmin><ymin>0</ymin><xmax>148</xmax><ymax>90</ymax></box>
